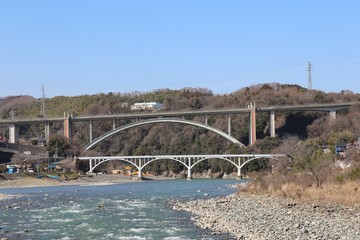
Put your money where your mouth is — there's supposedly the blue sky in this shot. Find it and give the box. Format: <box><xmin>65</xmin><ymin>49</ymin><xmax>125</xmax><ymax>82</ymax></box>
<box><xmin>1</xmin><ymin>0</ymin><xmax>360</xmax><ymax>98</ymax></box>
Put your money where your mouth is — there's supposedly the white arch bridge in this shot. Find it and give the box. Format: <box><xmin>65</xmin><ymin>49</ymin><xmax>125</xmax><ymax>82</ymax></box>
<box><xmin>77</xmin><ymin>154</ymin><xmax>287</xmax><ymax>180</ymax></box>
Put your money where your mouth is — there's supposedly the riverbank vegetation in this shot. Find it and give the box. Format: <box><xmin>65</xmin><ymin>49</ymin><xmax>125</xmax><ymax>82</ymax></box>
<box><xmin>243</xmin><ymin>133</ymin><xmax>360</xmax><ymax>205</ymax></box>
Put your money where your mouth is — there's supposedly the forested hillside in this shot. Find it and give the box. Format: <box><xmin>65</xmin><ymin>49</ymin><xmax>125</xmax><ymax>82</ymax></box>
<box><xmin>1</xmin><ymin>83</ymin><xmax>360</xmax><ymax>176</ymax></box>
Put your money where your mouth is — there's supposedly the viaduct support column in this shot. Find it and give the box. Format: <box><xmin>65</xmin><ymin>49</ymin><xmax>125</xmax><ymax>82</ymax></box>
<box><xmin>236</xmin><ymin>158</ymin><xmax>242</xmax><ymax>179</ymax></box>
<box><xmin>249</xmin><ymin>103</ymin><xmax>257</xmax><ymax>145</ymax></box>
<box><xmin>237</xmin><ymin>167</ymin><xmax>242</xmax><ymax>179</ymax></box>
<box><xmin>187</xmin><ymin>168</ymin><xmax>192</xmax><ymax>180</ymax></box>
<box><xmin>329</xmin><ymin>110</ymin><xmax>336</xmax><ymax>124</ymax></box>
<box><xmin>137</xmin><ymin>159</ymin><xmax>143</xmax><ymax>180</ymax></box>
<box><xmin>64</xmin><ymin>115</ymin><xmax>72</xmax><ymax>143</ymax></box>
<box><xmin>227</xmin><ymin>114</ymin><xmax>231</xmax><ymax>136</ymax></box>
<box><xmin>89</xmin><ymin>120</ymin><xmax>93</xmax><ymax>143</ymax></box>
<box><xmin>187</xmin><ymin>158</ymin><xmax>192</xmax><ymax>180</ymax></box>
<box><xmin>45</xmin><ymin>122</ymin><xmax>50</xmax><ymax>143</ymax></box>
<box><xmin>112</xmin><ymin>119</ymin><xmax>116</xmax><ymax>130</ymax></box>
<box><xmin>9</xmin><ymin>124</ymin><xmax>19</xmax><ymax>144</ymax></box>
<box><xmin>270</xmin><ymin>111</ymin><xmax>276</xmax><ymax>138</ymax></box>
<box><xmin>89</xmin><ymin>159</ymin><xmax>93</xmax><ymax>173</ymax></box>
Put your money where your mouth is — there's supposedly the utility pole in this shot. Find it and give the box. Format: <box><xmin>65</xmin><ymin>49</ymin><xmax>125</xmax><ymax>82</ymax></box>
<box><xmin>307</xmin><ymin>62</ymin><xmax>312</xmax><ymax>90</ymax></box>
<box><xmin>40</xmin><ymin>84</ymin><xmax>46</xmax><ymax>118</ymax></box>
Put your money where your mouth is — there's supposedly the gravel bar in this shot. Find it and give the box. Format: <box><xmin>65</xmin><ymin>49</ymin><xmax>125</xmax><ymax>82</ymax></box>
<box><xmin>171</xmin><ymin>193</ymin><xmax>360</xmax><ymax>239</ymax></box>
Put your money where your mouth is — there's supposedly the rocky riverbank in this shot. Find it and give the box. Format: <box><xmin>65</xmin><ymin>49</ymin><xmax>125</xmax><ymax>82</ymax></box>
<box><xmin>171</xmin><ymin>193</ymin><xmax>360</xmax><ymax>239</ymax></box>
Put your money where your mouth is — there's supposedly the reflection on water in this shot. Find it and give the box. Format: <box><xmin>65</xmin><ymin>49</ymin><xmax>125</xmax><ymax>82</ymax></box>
<box><xmin>0</xmin><ymin>179</ymin><xmax>242</xmax><ymax>240</ymax></box>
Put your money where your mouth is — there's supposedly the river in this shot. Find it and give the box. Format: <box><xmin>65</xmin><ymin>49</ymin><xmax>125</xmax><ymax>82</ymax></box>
<box><xmin>0</xmin><ymin>179</ymin><xmax>243</xmax><ymax>240</ymax></box>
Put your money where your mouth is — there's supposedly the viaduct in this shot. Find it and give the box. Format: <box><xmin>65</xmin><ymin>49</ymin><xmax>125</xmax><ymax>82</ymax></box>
<box><xmin>0</xmin><ymin>102</ymin><xmax>355</xmax><ymax>147</ymax></box>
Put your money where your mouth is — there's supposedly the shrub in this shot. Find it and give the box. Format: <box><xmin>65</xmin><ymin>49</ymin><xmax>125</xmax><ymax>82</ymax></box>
<box><xmin>348</xmin><ymin>167</ymin><xmax>360</xmax><ymax>181</ymax></box>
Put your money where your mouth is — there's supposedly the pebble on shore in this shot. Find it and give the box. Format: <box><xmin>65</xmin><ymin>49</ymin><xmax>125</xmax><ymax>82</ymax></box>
<box><xmin>171</xmin><ymin>193</ymin><xmax>360</xmax><ymax>239</ymax></box>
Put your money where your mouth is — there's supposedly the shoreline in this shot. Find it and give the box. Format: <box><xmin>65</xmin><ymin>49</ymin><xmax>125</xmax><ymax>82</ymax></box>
<box><xmin>0</xmin><ymin>173</ymin><xmax>240</xmax><ymax>190</ymax></box>
<box><xmin>0</xmin><ymin>174</ymin><xmax>178</xmax><ymax>201</ymax></box>
<box><xmin>0</xmin><ymin>174</ymin><xmax>175</xmax><ymax>190</ymax></box>
<box><xmin>171</xmin><ymin>192</ymin><xmax>360</xmax><ymax>239</ymax></box>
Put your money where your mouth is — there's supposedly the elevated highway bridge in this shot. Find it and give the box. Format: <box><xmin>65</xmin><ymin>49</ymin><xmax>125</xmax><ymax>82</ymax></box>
<box><xmin>0</xmin><ymin>102</ymin><xmax>356</xmax><ymax>146</ymax></box>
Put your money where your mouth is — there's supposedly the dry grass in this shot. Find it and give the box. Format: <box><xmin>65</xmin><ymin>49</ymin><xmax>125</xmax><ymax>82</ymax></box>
<box><xmin>269</xmin><ymin>181</ymin><xmax>360</xmax><ymax>205</ymax></box>
<box><xmin>304</xmin><ymin>181</ymin><xmax>359</xmax><ymax>205</ymax></box>
<box><xmin>243</xmin><ymin>172</ymin><xmax>360</xmax><ymax>206</ymax></box>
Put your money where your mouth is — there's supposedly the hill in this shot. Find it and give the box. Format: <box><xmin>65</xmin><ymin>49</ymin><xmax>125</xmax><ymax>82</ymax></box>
<box><xmin>1</xmin><ymin>83</ymin><xmax>360</xmax><ymax>176</ymax></box>
<box><xmin>0</xmin><ymin>95</ymin><xmax>36</xmax><ymax>118</ymax></box>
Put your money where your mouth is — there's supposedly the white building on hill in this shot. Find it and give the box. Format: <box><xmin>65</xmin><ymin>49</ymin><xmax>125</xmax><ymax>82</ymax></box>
<box><xmin>130</xmin><ymin>102</ymin><xmax>163</xmax><ymax>111</ymax></box>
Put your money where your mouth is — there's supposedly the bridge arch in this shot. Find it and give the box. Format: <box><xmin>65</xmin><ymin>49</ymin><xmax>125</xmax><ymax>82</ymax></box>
<box><xmin>187</xmin><ymin>155</ymin><xmax>283</xmax><ymax>179</ymax></box>
<box><xmin>84</xmin><ymin>118</ymin><xmax>245</xmax><ymax>150</ymax></box>
<box><xmin>188</xmin><ymin>155</ymin><xmax>282</xmax><ymax>172</ymax></box>
<box><xmin>239</xmin><ymin>156</ymin><xmax>282</xmax><ymax>169</ymax></box>
<box><xmin>141</xmin><ymin>157</ymin><xmax>188</xmax><ymax>170</ymax></box>
<box><xmin>188</xmin><ymin>156</ymin><xmax>238</xmax><ymax>170</ymax></box>
<box><xmin>89</xmin><ymin>158</ymin><xmax>139</xmax><ymax>173</ymax></box>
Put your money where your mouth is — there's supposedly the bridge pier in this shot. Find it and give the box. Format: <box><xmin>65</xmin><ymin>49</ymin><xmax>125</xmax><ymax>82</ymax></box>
<box><xmin>137</xmin><ymin>159</ymin><xmax>143</xmax><ymax>180</ymax></box>
<box><xmin>8</xmin><ymin>124</ymin><xmax>19</xmax><ymax>144</ymax></box>
<box><xmin>89</xmin><ymin>120</ymin><xmax>93</xmax><ymax>142</ymax></box>
<box><xmin>249</xmin><ymin>103</ymin><xmax>257</xmax><ymax>145</ymax></box>
<box><xmin>187</xmin><ymin>168</ymin><xmax>192</xmax><ymax>180</ymax></box>
<box><xmin>270</xmin><ymin>111</ymin><xmax>275</xmax><ymax>138</ymax></box>
<box><xmin>186</xmin><ymin>157</ymin><xmax>193</xmax><ymax>180</ymax></box>
<box><xmin>64</xmin><ymin>115</ymin><xmax>72</xmax><ymax>143</ymax></box>
<box><xmin>187</xmin><ymin>157</ymin><xmax>192</xmax><ymax>180</ymax></box>
<box><xmin>44</xmin><ymin>122</ymin><xmax>50</xmax><ymax>143</ymax></box>
<box><xmin>88</xmin><ymin>159</ymin><xmax>93</xmax><ymax>173</ymax></box>
<box><xmin>236</xmin><ymin>167</ymin><xmax>242</xmax><ymax>179</ymax></box>
<box><xmin>227</xmin><ymin>114</ymin><xmax>231</xmax><ymax>136</ymax></box>
<box><xmin>329</xmin><ymin>110</ymin><xmax>337</xmax><ymax>123</ymax></box>
<box><xmin>137</xmin><ymin>169</ymin><xmax>143</xmax><ymax>180</ymax></box>
<box><xmin>236</xmin><ymin>158</ymin><xmax>242</xmax><ymax>179</ymax></box>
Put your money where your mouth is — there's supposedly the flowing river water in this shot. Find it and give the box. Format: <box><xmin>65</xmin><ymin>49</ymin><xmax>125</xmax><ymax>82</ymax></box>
<box><xmin>0</xmin><ymin>179</ymin><xmax>243</xmax><ymax>240</ymax></box>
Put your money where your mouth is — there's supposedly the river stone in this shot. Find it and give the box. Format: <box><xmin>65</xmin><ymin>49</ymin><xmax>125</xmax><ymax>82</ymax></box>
<box><xmin>170</xmin><ymin>193</ymin><xmax>360</xmax><ymax>239</ymax></box>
